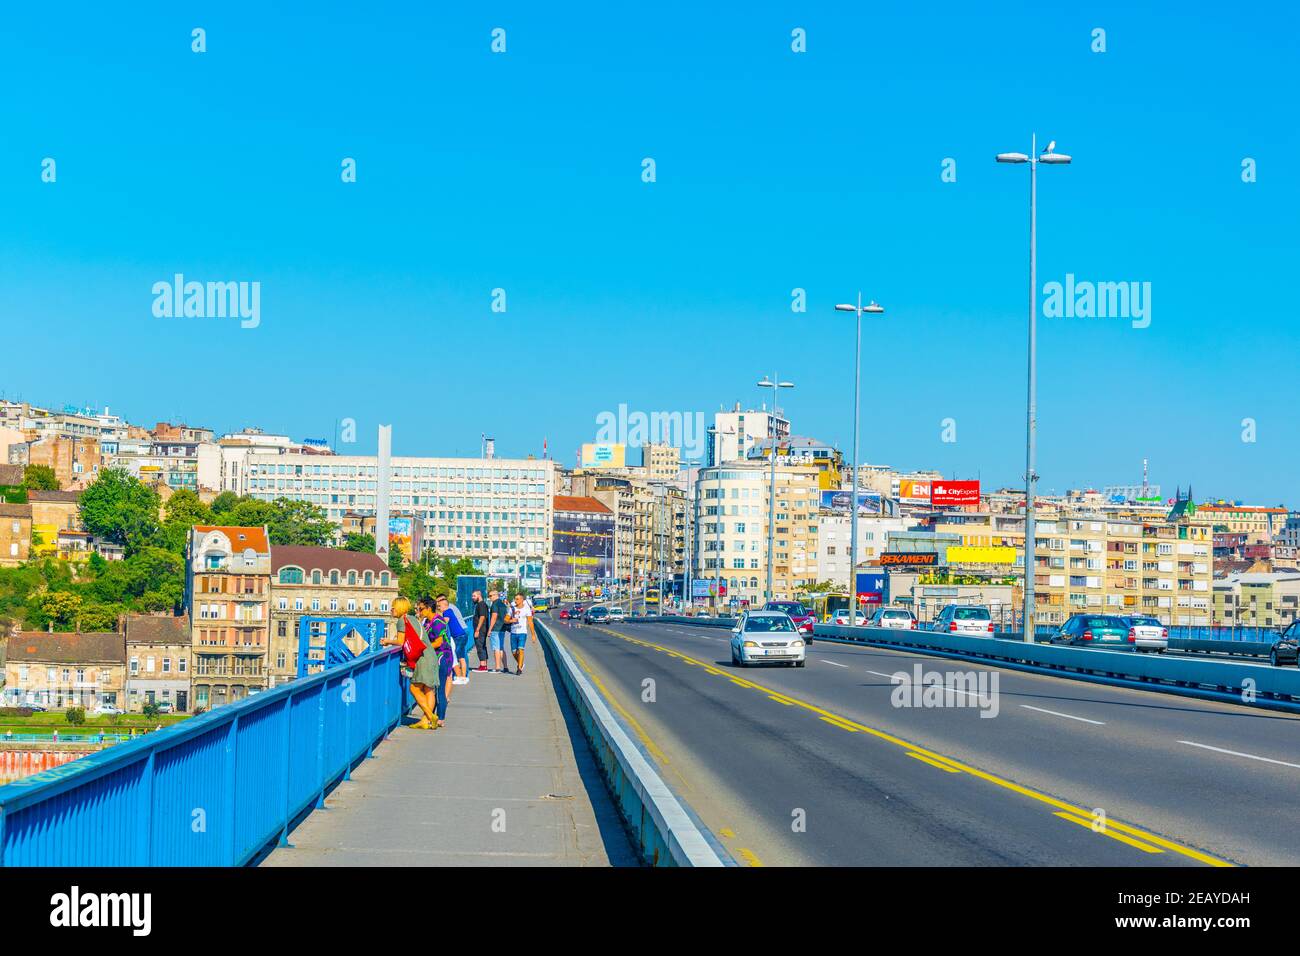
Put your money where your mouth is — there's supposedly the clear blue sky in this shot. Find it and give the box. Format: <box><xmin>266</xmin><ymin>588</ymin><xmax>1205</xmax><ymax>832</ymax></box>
<box><xmin>1</xmin><ymin>2</ymin><xmax>1295</xmax><ymax>503</ymax></box>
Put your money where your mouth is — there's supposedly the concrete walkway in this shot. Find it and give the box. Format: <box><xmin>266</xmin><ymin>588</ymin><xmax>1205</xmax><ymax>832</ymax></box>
<box><xmin>262</xmin><ymin>639</ymin><xmax>638</xmax><ymax>867</ymax></box>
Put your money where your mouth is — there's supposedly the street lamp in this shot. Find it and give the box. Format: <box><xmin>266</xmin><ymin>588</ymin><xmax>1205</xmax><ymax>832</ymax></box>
<box><xmin>834</xmin><ymin>296</ymin><xmax>886</xmax><ymax>607</ymax></box>
<box><xmin>996</xmin><ymin>135</ymin><xmax>1072</xmax><ymax>641</ymax></box>
<box><xmin>757</xmin><ymin>375</ymin><xmax>795</xmax><ymax>602</ymax></box>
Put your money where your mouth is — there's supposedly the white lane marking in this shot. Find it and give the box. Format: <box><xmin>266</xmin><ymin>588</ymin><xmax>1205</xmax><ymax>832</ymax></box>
<box><xmin>1020</xmin><ymin>704</ymin><xmax>1105</xmax><ymax>726</ymax></box>
<box><xmin>820</xmin><ymin>659</ymin><xmax>848</xmax><ymax>668</ymax></box>
<box><xmin>866</xmin><ymin>670</ymin><xmax>897</xmax><ymax>679</ymax></box>
<box><xmin>1177</xmin><ymin>740</ymin><xmax>1300</xmax><ymax>770</ymax></box>
<box><xmin>865</xmin><ymin>668</ymin><xmax>985</xmax><ymax>701</ymax></box>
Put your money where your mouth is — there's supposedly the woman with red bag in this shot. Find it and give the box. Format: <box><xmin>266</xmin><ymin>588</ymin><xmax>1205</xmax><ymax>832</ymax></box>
<box><xmin>380</xmin><ymin>597</ymin><xmax>438</xmax><ymax>729</ymax></box>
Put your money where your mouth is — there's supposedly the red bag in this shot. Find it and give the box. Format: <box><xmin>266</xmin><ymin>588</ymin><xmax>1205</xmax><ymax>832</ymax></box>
<box><xmin>400</xmin><ymin>616</ymin><xmax>427</xmax><ymax>668</ymax></box>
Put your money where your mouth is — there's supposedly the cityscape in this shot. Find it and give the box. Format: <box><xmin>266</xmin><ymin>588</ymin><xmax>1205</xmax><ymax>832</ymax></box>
<box><xmin>0</xmin><ymin>1</ymin><xmax>1290</xmax><ymax>934</ymax></box>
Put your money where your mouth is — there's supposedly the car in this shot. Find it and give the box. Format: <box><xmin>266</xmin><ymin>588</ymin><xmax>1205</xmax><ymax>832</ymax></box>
<box><xmin>931</xmin><ymin>605</ymin><xmax>995</xmax><ymax>636</ymax></box>
<box><xmin>583</xmin><ymin>606</ymin><xmax>610</xmax><ymax>624</ymax></box>
<box><xmin>869</xmin><ymin>607</ymin><xmax>917</xmax><ymax>630</ymax></box>
<box><xmin>630</xmin><ymin>610</ymin><xmax>643</xmax><ymax>618</ymax></box>
<box><xmin>1051</xmin><ymin>613</ymin><xmax>1131</xmax><ymax>647</ymax></box>
<box><xmin>1270</xmin><ymin>622</ymin><xmax>1300</xmax><ymax>666</ymax></box>
<box><xmin>729</xmin><ymin>610</ymin><xmax>806</xmax><ymax>668</ymax></box>
<box><xmin>1122</xmin><ymin>615</ymin><xmax>1168</xmax><ymax>652</ymax></box>
<box><xmin>608</xmin><ymin>607</ymin><xmax>626</xmax><ymax>621</ymax></box>
<box><xmin>95</xmin><ymin>705</ymin><xmax>124</xmax><ymax>716</ymax></box>
<box><xmin>558</xmin><ymin>609</ymin><xmax>571</xmax><ymax>620</ymax></box>
<box><xmin>762</xmin><ymin>600</ymin><xmax>815</xmax><ymax>642</ymax></box>
<box><xmin>571</xmin><ymin>604</ymin><xmax>585</xmax><ymax>615</ymax></box>
<box><xmin>832</xmin><ymin>610</ymin><xmax>867</xmax><ymax>626</ymax></box>
<box><xmin>155</xmin><ymin>701</ymin><xmax>174</xmax><ymax>713</ymax></box>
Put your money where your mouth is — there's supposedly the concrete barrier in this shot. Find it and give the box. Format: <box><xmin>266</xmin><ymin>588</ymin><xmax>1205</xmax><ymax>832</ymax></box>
<box><xmin>812</xmin><ymin>624</ymin><xmax>1300</xmax><ymax>713</ymax></box>
<box><xmin>535</xmin><ymin>620</ymin><xmax>731</xmax><ymax>867</ymax></box>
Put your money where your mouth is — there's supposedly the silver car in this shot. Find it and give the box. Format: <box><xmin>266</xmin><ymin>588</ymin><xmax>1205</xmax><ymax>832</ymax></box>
<box><xmin>931</xmin><ymin>605</ymin><xmax>994</xmax><ymax>636</ymax></box>
<box><xmin>1122</xmin><ymin>615</ymin><xmax>1168</xmax><ymax>652</ymax></box>
<box><xmin>869</xmin><ymin>607</ymin><xmax>917</xmax><ymax>630</ymax></box>
<box><xmin>730</xmin><ymin>611</ymin><xmax>806</xmax><ymax>668</ymax></box>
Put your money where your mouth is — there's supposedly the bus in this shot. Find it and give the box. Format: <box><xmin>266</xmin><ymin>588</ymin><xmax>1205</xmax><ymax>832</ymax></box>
<box><xmin>644</xmin><ymin>587</ymin><xmax>660</xmax><ymax>607</ymax></box>
<box><xmin>531</xmin><ymin>593</ymin><xmax>558</xmax><ymax>614</ymax></box>
<box><xmin>810</xmin><ymin>592</ymin><xmax>852</xmax><ymax>623</ymax></box>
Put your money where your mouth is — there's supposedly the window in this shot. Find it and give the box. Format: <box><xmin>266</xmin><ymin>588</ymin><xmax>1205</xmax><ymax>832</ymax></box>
<box><xmin>311</xmin><ymin>570</ymin><xmax>322</xmax><ymax>585</ymax></box>
<box><xmin>278</xmin><ymin>567</ymin><xmax>304</xmax><ymax>584</ymax></box>
<box><xmin>130</xmin><ymin>657</ymin><xmax>139</xmax><ymax>675</ymax></box>
<box><xmin>347</xmin><ymin>570</ymin><xmax>357</xmax><ymax>585</ymax></box>
<box><xmin>179</xmin><ymin>657</ymin><xmax>187</xmax><ymax>673</ymax></box>
<box><xmin>330</xmin><ymin>570</ymin><xmax>339</xmax><ymax>585</ymax></box>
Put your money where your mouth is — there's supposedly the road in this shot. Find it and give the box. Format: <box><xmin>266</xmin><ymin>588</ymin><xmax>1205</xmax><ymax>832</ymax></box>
<box><xmin>545</xmin><ymin>613</ymin><xmax>1300</xmax><ymax>867</ymax></box>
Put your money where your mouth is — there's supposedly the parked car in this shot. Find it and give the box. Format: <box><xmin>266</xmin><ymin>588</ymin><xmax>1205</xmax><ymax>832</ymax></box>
<box><xmin>583</xmin><ymin>605</ymin><xmax>610</xmax><ymax>624</ymax></box>
<box><xmin>1122</xmin><ymin>615</ymin><xmax>1168</xmax><ymax>652</ymax></box>
<box><xmin>1270</xmin><ymin>622</ymin><xmax>1300</xmax><ymax>666</ymax></box>
<box><xmin>608</xmin><ymin>606</ymin><xmax>626</xmax><ymax>622</ymax></box>
<box><xmin>730</xmin><ymin>611</ymin><xmax>806</xmax><ymax>668</ymax></box>
<box><xmin>1051</xmin><ymin>614</ymin><xmax>1131</xmax><ymax>647</ymax></box>
<box><xmin>156</xmin><ymin>701</ymin><xmax>174</xmax><ymax>713</ymax></box>
<box><xmin>95</xmin><ymin>705</ymin><xmax>124</xmax><ymax>716</ymax></box>
<box><xmin>763</xmin><ymin>600</ymin><xmax>815</xmax><ymax>641</ymax></box>
<box><xmin>832</xmin><ymin>610</ymin><xmax>868</xmax><ymax>626</ymax></box>
<box><xmin>869</xmin><ymin>607</ymin><xmax>917</xmax><ymax>630</ymax></box>
<box><xmin>931</xmin><ymin>605</ymin><xmax>995</xmax><ymax>636</ymax></box>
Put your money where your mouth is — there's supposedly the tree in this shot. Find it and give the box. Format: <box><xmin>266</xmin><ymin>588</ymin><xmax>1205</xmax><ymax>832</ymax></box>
<box><xmin>22</xmin><ymin>465</ymin><xmax>59</xmax><ymax>491</ymax></box>
<box><xmin>220</xmin><ymin>496</ymin><xmax>334</xmax><ymax>546</ymax></box>
<box><xmin>33</xmin><ymin>591</ymin><xmax>82</xmax><ymax>630</ymax></box>
<box><xmin>342</xmin><ymin>532</ymin><xmax>375</xmax><ymax>553</ymax></box>
<box><xmin>209</xmin><ymin>491</ymin><xmax>240</xmax><ymax>517</ymax></box>
<box><xmin>65</xmin><ymin>706</ymin><xmax>86</xmax><ymax>726</ymax></box>
<box><xmin>79</xmin><ymin>469</ymin><xmax>161</xmax><ymax>554</ymax></box>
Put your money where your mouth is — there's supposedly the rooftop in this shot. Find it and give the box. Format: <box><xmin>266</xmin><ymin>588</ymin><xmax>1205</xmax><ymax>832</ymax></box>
<box><xmin>8</xmin><ymin>631</ymin><xmax>125</xmax><ymax>664</ymax></box>
<box><xmin>271</xmin><ymin>544</ymin><xmax>389</xmax><ymax>575</ymax></box>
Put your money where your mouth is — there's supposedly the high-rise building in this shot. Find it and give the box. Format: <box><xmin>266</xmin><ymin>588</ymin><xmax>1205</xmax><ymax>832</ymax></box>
<box><xmin>707</xmin><ymin>403</ymin><xmax>790</xmax><ymax>466</ymax></box>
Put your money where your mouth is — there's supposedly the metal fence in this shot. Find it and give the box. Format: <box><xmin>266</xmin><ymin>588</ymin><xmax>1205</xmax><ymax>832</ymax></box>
<box><xmin>0</xmin><ymin>647</ymin><xmax>404</xmax><ymax>866</ymax></box>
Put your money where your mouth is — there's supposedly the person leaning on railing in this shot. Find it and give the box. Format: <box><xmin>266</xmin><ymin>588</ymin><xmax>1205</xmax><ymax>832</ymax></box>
<box><xmin>379</xmin><ymin>597</ymin><xmax>440</xmax><ymax>730</ymax></box>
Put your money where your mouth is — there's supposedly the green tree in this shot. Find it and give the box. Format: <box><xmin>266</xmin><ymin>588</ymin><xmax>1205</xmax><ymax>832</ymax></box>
<box><xmin>22</xmin><ymin>465</ymin><xmax>59</xmax><ymax>491</ymax></box>
<box><xmin>33</xmin><ymin>590</ymin><xmax>82</xmax><ymax>630</ymax></box>
<box><xmin>342</xmin><ymin>532</ymin><xmax>375</xmax><ymax>553</ymax></box>
<box><xmin>209</xmin><ymin>491</ymin><xmax>240</xmax><ymax>517</ymax></box>
<box><xmin>65</xmin><ymin>706</ymin><xmax>86</xmax><ymax>726</ymax></box>
<box><xmin>79</xmin><ymin>469</ymin><xmax>161</xmax><ymax>554</ymax></box>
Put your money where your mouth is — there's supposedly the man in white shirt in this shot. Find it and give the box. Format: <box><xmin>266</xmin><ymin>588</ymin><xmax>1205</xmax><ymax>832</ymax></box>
<box><xmin>508</xmin><ymin>592</ymin><xmax>534</xmax><ymax>676</ymax></box>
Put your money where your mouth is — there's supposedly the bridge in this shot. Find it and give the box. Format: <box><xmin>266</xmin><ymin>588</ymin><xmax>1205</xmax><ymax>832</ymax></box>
<box><xmin>1</xmin><ymin>612</ymin><xmax>1297</xmax><ymax>867</ymax></box>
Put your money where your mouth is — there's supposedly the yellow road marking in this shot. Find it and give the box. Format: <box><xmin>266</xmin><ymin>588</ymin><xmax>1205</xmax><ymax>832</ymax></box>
<box><xmin>719</xmin><ymin>827</ymin><xmax>735</xmax><ymax>839</ymax></box>
<box><xmin>820</xmin><ymin>716</ymin><xmax>859</xmax><ymax>733</ymax></box>
<box><xmin>738</xmin><ymin>848</ymin><xmax>764</xmax><ymax>867</ymax></box>
<box><xmin>907</xmin><ymin>751</ymin><xmax>962</xmax><ymax>773</ymax></box>
<box><xmin>1054</xmin><ymin>812</ymin><xmax>1164</xmax><ymax>854</ymax></box>
<box><xmin>767</xmin><ymin>694</ymin><xmax>796</xmax><ymax>706</ymax></box>
<box><xmin>586</xmin><ymin>624</ymin><xmax>1231</xmax><ymax>867</ymax></box>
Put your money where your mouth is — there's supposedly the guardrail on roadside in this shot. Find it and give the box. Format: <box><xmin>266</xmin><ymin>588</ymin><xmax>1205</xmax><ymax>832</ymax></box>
<box><xmin>535</xmin><ymin>619</ymin><xmax>730</xmax><ymax>867</ymax></box>
<box><xmin>0</xmin><ymin>648</ymin><xmax>404</xmax><ymax>866</ymax></box>
<box><xmin>811</xmin><ymin>624</ymin><xmax>1300</xmax><ymax>713</ymax></box>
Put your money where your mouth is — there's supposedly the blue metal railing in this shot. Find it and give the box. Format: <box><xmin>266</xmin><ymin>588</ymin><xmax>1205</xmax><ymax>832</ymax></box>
<box><xmin>0</xmin><ymin>647</ymin><xmax>404</xmax><ymax>866</ymax></box>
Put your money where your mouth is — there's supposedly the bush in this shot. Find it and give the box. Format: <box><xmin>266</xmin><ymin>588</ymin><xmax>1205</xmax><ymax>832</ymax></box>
<box><xmin>141</xmin><ymin>701</ymin><xmax>160</xmax><ymax>719</ymax></box>
<box><xmin>0</xmin><ymin>707</ymin><xmax>34</xmax><ymax>717</ymax></box>
<box><xmin>65</xmin><ymin>706</ymin><xmax>86</xmax><ymax>726</ymax></box>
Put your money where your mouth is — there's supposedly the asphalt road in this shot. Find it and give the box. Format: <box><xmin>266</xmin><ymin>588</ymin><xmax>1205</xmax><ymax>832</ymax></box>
<box><xmin>545</xmin><ymin>613</ymin><xmax>1300</xmax><ymax>867</ymax></box>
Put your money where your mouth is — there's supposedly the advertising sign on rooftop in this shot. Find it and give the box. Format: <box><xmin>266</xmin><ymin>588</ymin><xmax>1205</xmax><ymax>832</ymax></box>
<box><xmin>930</xmin><ymin>480</ymin><xmax>980</xmax><ymax>507</ymax></box>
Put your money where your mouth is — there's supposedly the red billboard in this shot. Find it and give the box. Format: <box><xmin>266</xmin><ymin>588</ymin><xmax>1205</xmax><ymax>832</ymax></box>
<box><xmin>930</xmin><ymin>480</ymin><xmax>980</xmax><ymax>507</ymax></box>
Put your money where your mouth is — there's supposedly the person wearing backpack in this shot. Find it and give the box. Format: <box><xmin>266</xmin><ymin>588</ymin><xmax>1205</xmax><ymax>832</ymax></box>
<box><xmin>379</xmin><ymin>597</ymin><xmax>438</xmax><ymax>729</ymax></box>
<box><xmin>437</xmin><ymin>594</ymin><xmax>471</xmax><ymax>688</ymax></box>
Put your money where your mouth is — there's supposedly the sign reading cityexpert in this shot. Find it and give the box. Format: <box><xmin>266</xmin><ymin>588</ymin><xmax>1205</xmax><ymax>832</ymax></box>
<box><xmin>880</xmin><ymin>552</ymin><xmax>939</xmax><ymax>567</ymax></box>
<box><xmin>931</xmin><ymin>480</ymin><xmax>980</xmax><ymax>506</ymax></box>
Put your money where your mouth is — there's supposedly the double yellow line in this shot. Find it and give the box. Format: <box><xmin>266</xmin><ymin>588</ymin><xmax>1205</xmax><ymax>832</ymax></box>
<box><xmin>585</xmin><ymin>625</ymin><xmax>1231</xmax><ymax>867</ymax></box>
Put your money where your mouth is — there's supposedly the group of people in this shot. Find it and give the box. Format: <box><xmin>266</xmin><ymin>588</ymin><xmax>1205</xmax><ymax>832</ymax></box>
<box><xmin>381</xmin><ymin>588</ymin><xmax>536</xmax><ymax>731</ymax></box>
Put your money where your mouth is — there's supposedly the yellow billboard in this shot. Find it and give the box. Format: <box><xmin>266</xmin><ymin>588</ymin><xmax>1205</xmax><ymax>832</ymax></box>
<box><xmin>947</xmin><ymin>545</ymin><xmax>1016</xmax><ymax>564</ymax></box>
<box><xmin>581</xmin><ymin>443</ymin><xmax>626</xmax><ymax>468</ymax></box>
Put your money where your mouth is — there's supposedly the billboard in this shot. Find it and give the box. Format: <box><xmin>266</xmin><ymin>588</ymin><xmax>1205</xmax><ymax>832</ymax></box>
<box><xmin>880</xmin><ymin>552</ymin><xmax>939</xmax><ymax>567</ymax></box>
<box><xmin>547</xmin><ymin>510</ymin><xmax>615</xmax><ymax>586</ymax></box>
<box><xmin>691</xmin><ymin>578</ymin><xmax>727</xmax><ymax>598</ymax></box>
<box><xmin>897</xmin><ymin>479</ymin><xmax>931</xmax><ymax>503</ymax></box>
<box><xmin>581</xmin><ymin>443</ymin><xmax>626</xmax><ymax>468</ymax></box>
<box><xmin>855</xmin><ymin>572</ymin><xmax>886</xmax><ymax>604</ymax></box>
<box><xmin>930</xmin><ymin>480</ymin><xmax>980</xmax><ymax>507</ymax></box>
<box><xmin>820</xmin><ymin>490</ymin><xmax>883</xmax><ymax>515</ymax></box>
<box><xmin>388</xmin><ymin>517</ymin><xmax>413</xmax><ymax>562</ymax></box>
<box><xmin>947</xmin><ymin>545</ymin><xmax>1016</xmax><ymax>564</ymax></box>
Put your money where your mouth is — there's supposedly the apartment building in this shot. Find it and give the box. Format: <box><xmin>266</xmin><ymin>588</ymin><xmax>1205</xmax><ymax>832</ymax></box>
<box><xmin>267</xmin><ymin>545</ymin><xmax>397</xmax><ymax>685</ymax></box>
<box><xmin>817</xmin><ymin>512</ymin><xmax>911</xmax><ymax>585</ymax></box>
<box><xmin>184</xmin><ymin>525</ymin><xmax>272</xmax><ymax>710</ymax></box>
<box><xmin>16</xmin><ymin>435</ymin><xmax>101</xmax><ymax>490</ymax></box>
<box><xmin>1195</xmin><ymin>503</ymin><xmax>1289</xmax><ymax>544</ymax></box>
<box><xmin>694</xmin><ymin>459</ymin><xmax>819</xmax><ymax>605</ymax></box>
<box><xmin>3</xmin><ymin>631</ymin><xmax>126</xmax><ymax>710</ymax></box>
<box><xmin>707</xmin><ymin>404</ymin><xmax>790</xmax><ymax>467</ymax></box>
<box><xmin>124</xmin><ymin>614</ymin><xmax>191</xmax><ymax>712</ymax></box>
<box><xmin>1212</xmin><ymin>572</ymin><xmax>1300</xmax><ymax>629</ymax></box>
<box><xmin>641</xmin><ymin>443</ymin><xmax>681</xmax><ymax>482</ymax></box>
<box><xmin>223</xmin><ymin>451</ymin><xmax>554</xmax><ymax>587</ymax></box>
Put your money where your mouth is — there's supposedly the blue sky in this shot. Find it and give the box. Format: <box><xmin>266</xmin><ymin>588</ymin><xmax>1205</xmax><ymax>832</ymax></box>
<box><xmin>1</xmin><ymin>2</ymin><xmax>1295</xmax><ymax>503</ymax></box>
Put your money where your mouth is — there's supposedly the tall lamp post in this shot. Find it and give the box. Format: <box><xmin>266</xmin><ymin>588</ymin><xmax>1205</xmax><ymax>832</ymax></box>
<box><xmin>996</xmin><ymin>135</ymin><xmax>1072</xmax><ymax>641</ymax></box>
<box><xmin>834</xmin><ymin>296</ymin><xmax>885</xmax><ymax>610</ymax></box>
<box><xmin>757</xmin><ymin>375</ymin><xmax>795</xmax><ymax>601</ymax></box>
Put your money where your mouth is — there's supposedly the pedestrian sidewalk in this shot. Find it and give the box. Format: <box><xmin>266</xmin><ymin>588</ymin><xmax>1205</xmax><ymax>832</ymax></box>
<box><xmin>261</xmin><ymin>643</ymin><xmax>638</xmax><ymax>867</ymax></box>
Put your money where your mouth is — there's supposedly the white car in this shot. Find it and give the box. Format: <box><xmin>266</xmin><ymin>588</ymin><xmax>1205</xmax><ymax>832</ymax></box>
<box><xmin>730</xmin><ymin>611</ymin><xmax>806</xmax><ymax>667</ymax></box>
<box><xmin>95</xmin><ymin>706</ymin><xmax>123</xmax><ymax>716</ymax></box>
<box><xmin>832</xmin><ymin>610</ymin><xmax>867</xmax><ymax>626</ymax></box>
<box><xmin>869</xmin><ymin>607</ymin><xmax>917</xmax><ymax>630</ymax></box>
<box><xmin>1123</xmin><ymin>615</ymin><xmax>1168</xmax><ymax>652</ymax></box>
<box><xmin>608</xmin><ymin>606</ymin><xmax>626</xmax><ymax>622</ymax></box>
<box><xmin>931</xmin><ymin>605</ymin><xmax>994</xmax><ymax>636</ymax></box>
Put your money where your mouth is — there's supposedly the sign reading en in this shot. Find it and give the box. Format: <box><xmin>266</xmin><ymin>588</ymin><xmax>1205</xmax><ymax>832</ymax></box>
<box><xmin>880</xmin><ymin>552</ymin><xmax>939</xmax><ymax>567</ymax></box>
